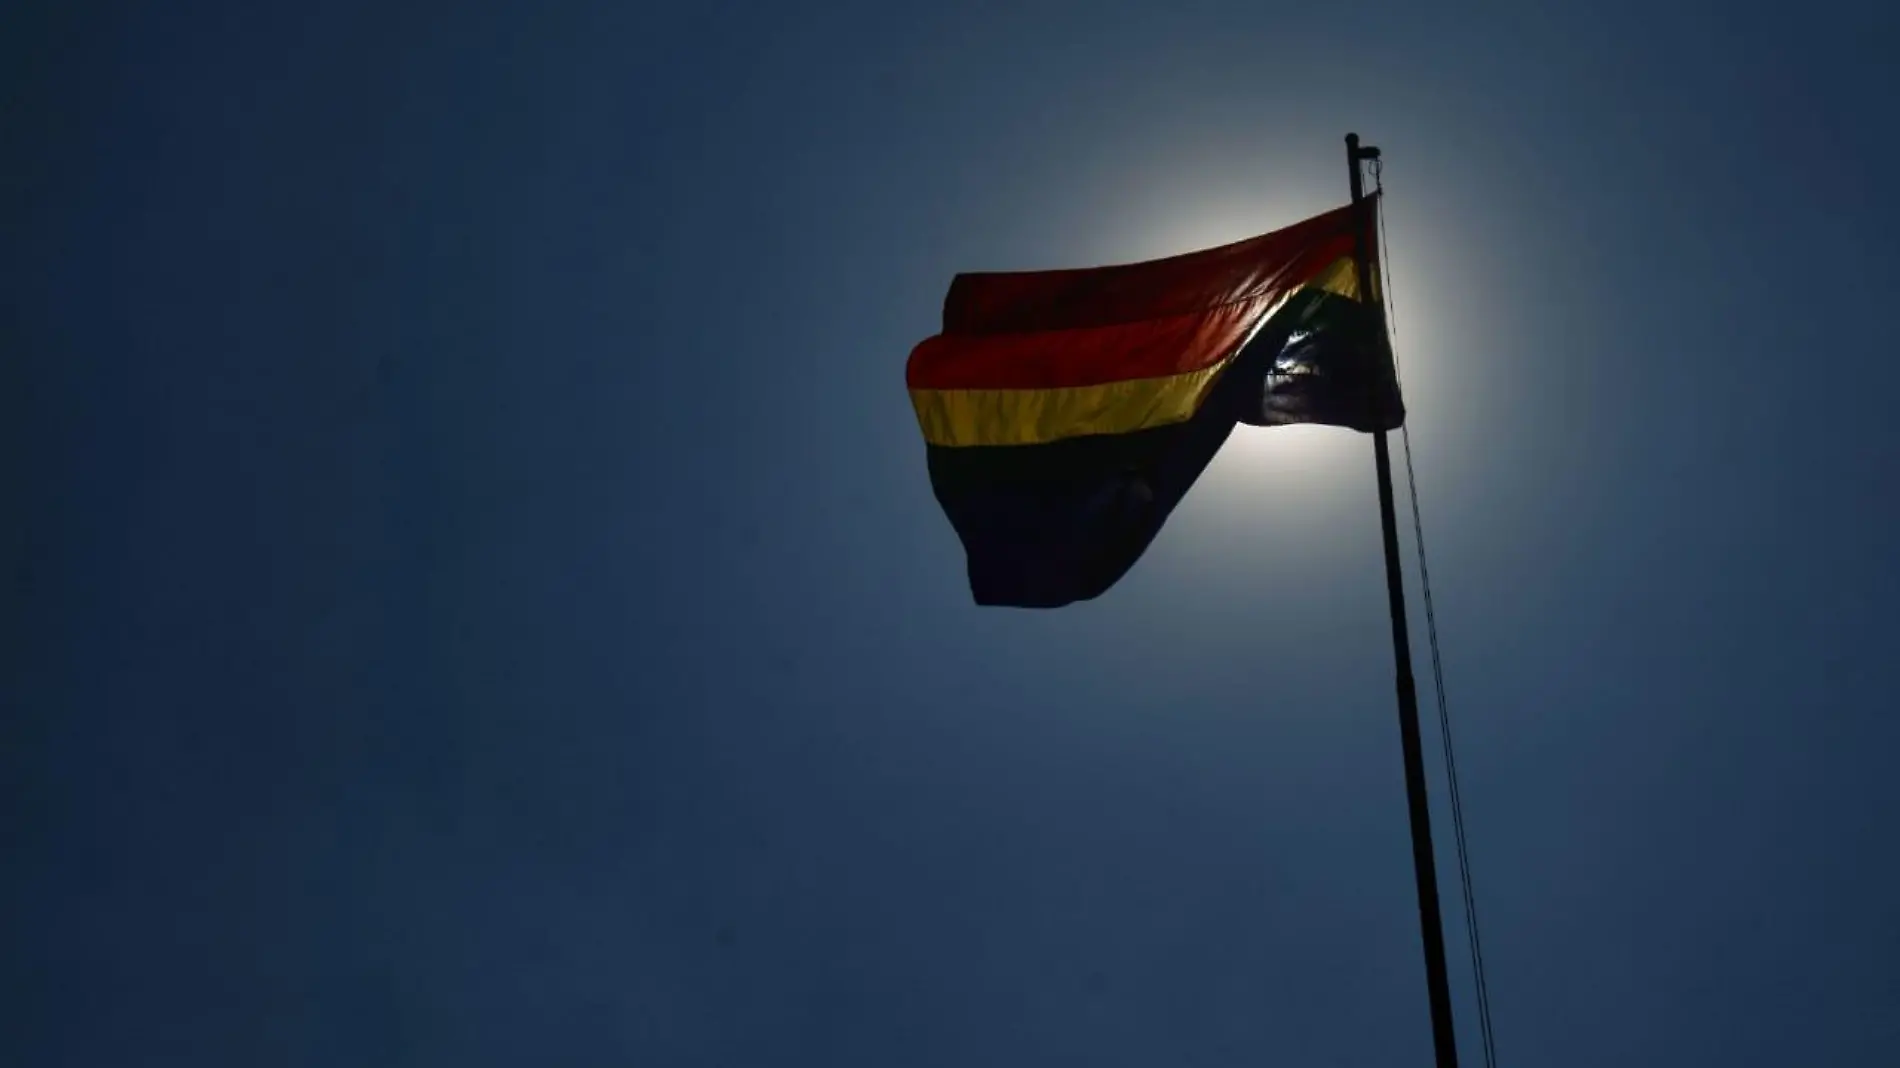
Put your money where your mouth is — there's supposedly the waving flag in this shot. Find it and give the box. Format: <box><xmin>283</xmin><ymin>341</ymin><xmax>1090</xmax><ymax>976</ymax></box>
<box><xmin>906</xmin><ymin>199</ymin><xmax>1402</xmax><ymax>607</ymax></box>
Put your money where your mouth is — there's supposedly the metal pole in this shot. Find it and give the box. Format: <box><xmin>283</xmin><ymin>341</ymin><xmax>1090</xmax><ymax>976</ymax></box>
<box><xmin>1346</xmin><ymin>132</ymin><xmax>1460</xmax><ymax>1068</ymax></box>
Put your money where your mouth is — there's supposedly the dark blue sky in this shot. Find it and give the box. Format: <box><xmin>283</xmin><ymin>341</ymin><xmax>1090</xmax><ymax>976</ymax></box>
<box><xmin>8</xmin><ymin>2</ymin><xmax>1899</xmax><ymax>1064</ymax></box>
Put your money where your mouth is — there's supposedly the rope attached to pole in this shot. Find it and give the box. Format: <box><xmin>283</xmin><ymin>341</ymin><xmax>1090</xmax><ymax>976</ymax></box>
<box><xmin>1371</xmin><ymin>156</ymin><xmax>1501</xmax><ymax>1068</ymax></box>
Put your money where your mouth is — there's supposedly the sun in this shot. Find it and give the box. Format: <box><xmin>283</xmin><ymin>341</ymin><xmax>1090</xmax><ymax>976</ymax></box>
<box><xmin>1191</xmin><ymin>422</ymin><xmax>1373</xmax><ymax>540</ymax></box>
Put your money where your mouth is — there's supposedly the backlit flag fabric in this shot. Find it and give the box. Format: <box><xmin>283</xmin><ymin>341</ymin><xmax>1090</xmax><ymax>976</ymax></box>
<box><xmin>906</xmin><ymin>198</ymin><xmax>1403</xmax><ymax>608</ymax></box>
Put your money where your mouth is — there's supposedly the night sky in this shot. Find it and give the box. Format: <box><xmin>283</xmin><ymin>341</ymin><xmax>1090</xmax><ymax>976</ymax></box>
<box><xmin>7</xmin><ymin>2</ymin><xmax>1899</xmax><ymax>1064</ymax></box>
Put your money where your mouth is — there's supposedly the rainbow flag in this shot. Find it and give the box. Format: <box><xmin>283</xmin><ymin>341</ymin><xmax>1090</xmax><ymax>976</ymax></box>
<box><xmin>905</xmin><ymin>199</ymin><xmax>1402</xmax><ymax>607</ymax></box>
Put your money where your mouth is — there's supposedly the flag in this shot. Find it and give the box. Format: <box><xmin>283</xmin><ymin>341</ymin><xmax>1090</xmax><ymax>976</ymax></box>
<box><xmin>906</xmin><ymin>198</ymin><xmax>1403</xmax><ymax>608</ymax></box>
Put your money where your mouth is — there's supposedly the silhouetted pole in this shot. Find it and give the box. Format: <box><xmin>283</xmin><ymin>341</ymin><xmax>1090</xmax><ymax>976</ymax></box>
<box><xmin>1346</xmin><ymin>131</ymin><xmax>1460</xmax><ymax>1068</ymax></box>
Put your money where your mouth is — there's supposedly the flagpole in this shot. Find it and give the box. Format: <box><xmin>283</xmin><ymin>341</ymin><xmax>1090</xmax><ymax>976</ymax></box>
<box><xmin>1346</xmin><ymin>132</ymin><xmax>1460</xmax><ymax>1068</ymax></box>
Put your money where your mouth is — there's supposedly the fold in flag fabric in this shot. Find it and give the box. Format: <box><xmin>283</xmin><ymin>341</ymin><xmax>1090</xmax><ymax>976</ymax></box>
<box><xmin>906</xmin><ymin>198</ymin><xmax>1403</xmax><ymax>608</ymax></box>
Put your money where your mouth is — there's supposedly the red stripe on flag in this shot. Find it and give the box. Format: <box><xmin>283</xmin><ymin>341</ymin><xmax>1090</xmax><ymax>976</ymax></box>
<box><xmin>906</xmin><ymin>296</ymin><xmax>1269</xmax><ymax>391</ymax></box>
<box><xmin>940</xmin><ymin>202</ymin><xmax>1360</xmax><ymax>336</ymax></box>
